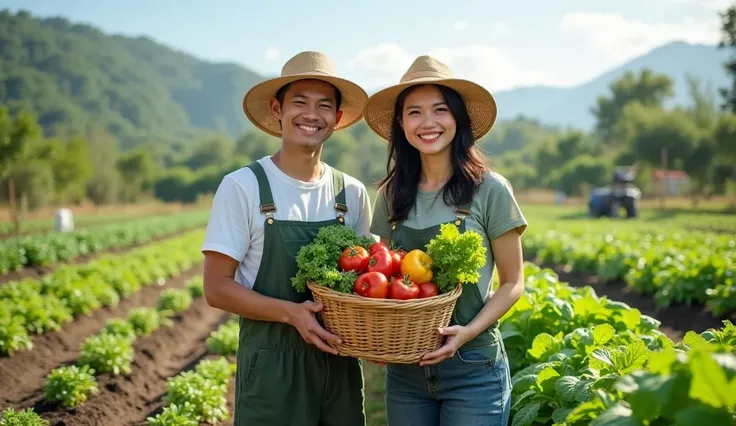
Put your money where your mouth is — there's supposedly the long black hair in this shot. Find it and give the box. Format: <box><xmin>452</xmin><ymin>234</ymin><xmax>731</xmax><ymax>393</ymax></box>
<box><xmin>378</xmin><ymin>84</ymin><xmax>488</xmax><ymax>223</ymax></box>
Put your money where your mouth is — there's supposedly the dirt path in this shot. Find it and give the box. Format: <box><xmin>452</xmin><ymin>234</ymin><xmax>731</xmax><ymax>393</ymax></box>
<box><xmin>0</xmin><ymin>265</ymin><xmax>203</xmax><ymax>407</ymax></box>
<box><xmin>543</xmin><ymin>263</ymin><xmax>736</xmax><ymax>341</ymax></box>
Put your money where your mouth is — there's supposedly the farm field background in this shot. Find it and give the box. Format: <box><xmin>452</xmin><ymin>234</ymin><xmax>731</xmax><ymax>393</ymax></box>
<box><xmin>1</xmin><ymin>201</ymin><xmax>734</xmax><ymax>426</ymax></box>
<box><xmin>2</xmin><ymin>3</ymin><xmax>736</xmax><ymax>425</ymax></box>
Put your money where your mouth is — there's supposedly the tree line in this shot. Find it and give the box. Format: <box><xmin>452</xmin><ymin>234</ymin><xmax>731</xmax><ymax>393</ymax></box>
<box><xmin>1</xmin><ymin>4</ymin><xmax>736</xmax><ymax>218</ymax></box>
<box><xmin>1</xmin><ymin>68</ymin><xmax>736</xmax><ymax>216</ymax></box>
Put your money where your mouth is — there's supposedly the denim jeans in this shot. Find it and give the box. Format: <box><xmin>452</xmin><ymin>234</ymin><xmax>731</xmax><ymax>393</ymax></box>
<box><xmin>384</xmin><ymin>344</ymin><xmax>512</xmax><ymax>426</ymax></box>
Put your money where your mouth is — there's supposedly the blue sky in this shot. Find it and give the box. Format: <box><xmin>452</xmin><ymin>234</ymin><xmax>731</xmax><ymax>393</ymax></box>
<box><xmin>2</xmin><ymin>0</ymin><xmax>729</xmax><ymax>92</ymax></box>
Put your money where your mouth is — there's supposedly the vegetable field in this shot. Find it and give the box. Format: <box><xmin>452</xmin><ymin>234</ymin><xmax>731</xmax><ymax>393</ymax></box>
<box><xmin>2</xmin><ymin>206</ymin><xmax>735</xmax><ymax>426</ymax></box>
<box><xmin>519</xmin><ymin>206</ymin><xmax>736</xmax><ymax>337</ymax></box>
<box><xmin>0</xmin><ymin>212</ymin><xmax>241</xmax><ymax>426</ymax></box>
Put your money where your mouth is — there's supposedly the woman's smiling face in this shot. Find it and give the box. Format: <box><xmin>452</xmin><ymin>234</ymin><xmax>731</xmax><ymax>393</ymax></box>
<box><xmin>400</xmin><ymin>84</ymin><xmax>457</xmax><ymax>157</ymax></box>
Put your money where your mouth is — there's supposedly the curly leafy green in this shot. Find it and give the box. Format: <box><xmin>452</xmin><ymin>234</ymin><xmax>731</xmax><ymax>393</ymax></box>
<box><xmin>43</xmin><ymin>365</ymin><xmax>98</xmax><ymax>408</ymax></box>
<box><xmin>291</xmin><ymin>225</ymin><xmax>370</xmax><ymax>294</ymax></box>
<box><xmin>0</xmin><ymin>408</ymin><xmax>49</xmax><ymax>426</ymax></box>
<box><xmin>425</xmin><ymin>224</ymin><xmax>487</xmax><ymax>294</ymax></box>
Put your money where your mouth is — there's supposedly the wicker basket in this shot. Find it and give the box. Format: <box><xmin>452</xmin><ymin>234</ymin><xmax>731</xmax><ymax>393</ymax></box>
<box><xmin>307</xmin><ymin>281</ymin><xmax>463</xmax><ymax>364</ymax></box>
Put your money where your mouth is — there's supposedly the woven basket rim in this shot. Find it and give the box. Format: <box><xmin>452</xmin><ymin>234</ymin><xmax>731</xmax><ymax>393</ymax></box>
<box><xmin>306</xmin><ymin>281</ymin><xmax>462</xmax><ymax>309</ymax></box>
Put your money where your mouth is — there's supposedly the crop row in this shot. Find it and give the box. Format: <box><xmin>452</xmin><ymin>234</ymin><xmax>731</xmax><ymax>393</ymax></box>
<box><xmin>41</xmin><ymin>276</ymin><xmax>203</xmax><ymax>408</ymax></box>
<box><xmin>524</xmin><ymin>221</ymin><xmax>736</xmax><ymax>315</ymax></box>
<box><xmin>0</xmin><ymin>210</ymin><xmax>209</xmax><ymax>274</ymax></box>
<box><xmin>0</xmin><ymin>295</ymin><xmax>240</xmax><ymax>426</ymax></box>
<box><xmin>0</xmin><ymin>229</ymin><xmax>205</xmax><ymax>356</ymax></box>
<box><xmin>0</xmin><ymin>210</ymin><xmax>197</xmax><ymax>238</ymax></box>
<box><xmin>145</xmin><ymin>318</ymin><xmax>239</xmax><ymax>425</ymax></box>
<box><xmin>503</xmin><ymin>263</ymin><xmax>736</xmax><ymax>425</ymax></box>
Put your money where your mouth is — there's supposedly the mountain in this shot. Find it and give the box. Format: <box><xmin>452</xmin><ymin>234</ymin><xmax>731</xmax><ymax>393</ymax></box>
<box><xmin>0</xmin><ymin>9</ymin><xmax>731</xmax><ymax>144</ymax></box>
<box><xmin>0</xmin><ymin>9</ymin><xmax>264</xmax><ymax>147</ymax></box>
<box><xmin>492</xmin><ymin>41</ymin><xmax>731</xmax><ymax>130</ymax></box>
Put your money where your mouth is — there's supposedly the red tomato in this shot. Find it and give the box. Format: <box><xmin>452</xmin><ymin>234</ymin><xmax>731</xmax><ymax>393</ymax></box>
<box><xmin>369</xmin><ymin>242</ymin><xmax>389</xmax><ymax>255</ymax></box>
<box><xmin>354</xmin><ymin>272</ymin><xmax>389</xmax><ymax>298</ymax></box>
<box><xmin>338</xmin><ymin>246</ymin><xmax>370</xmax><ymax>273</ymax></box>
<box><xmin>418</xmin><ymin>282</ymin><xmax>439</xmax><ymax>298</ymax></box>
<box><xmin>367</xmin><ymin>250</ymin><xmax>393</xmax><ymax>277</ymax></box>
<box><xmin>389</xmin><ymin>250</ymin><xmax>402</xmax><ymax>276</ymax></box>
<box><xmin>389</xmin><ymin>276</ymin><xmax>420</xmax><ymax>300</ymax></box>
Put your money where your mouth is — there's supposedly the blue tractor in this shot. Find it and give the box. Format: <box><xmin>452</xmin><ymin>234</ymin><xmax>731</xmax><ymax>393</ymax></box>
<box><xmin>588</xmin><ymin>167</ymin><xmax>641</xmax><ymax>219</ymax></box>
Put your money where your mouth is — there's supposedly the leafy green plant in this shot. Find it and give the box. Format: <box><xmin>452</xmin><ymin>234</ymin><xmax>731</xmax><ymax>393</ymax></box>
<box><xmin>0</xmin><ymin>228</ymin><xmax>206</xmax><ymax>357</ymax></box>
<box><xmin>43</xmin><ymin>365</ymin><xmax>98</xmax><ymax>408</ymax></box>
<box><xmin>163</xmin><ymin>370</ymin><xmax>229</xmax><ymax>424</ymax></box>
<box><xmin>127</xmin><ymin>307</ymin><xmax>168</xmax><ymax>337</ymax></box>
<box><xmin>0</xmin><ymin>408</ymin><xmax>49</xmax><ymax>426</ymax></box>
<box><xmin>524</xmin><ymin>221</ymin><xmax>736</xmax><ymax>315</ymax></box>
<box><xmin>194</xmin><ymin>357</ymin><xmax>236</xmax><ymax>386</ymax></box>
<box><xmin>186</xmin><ymin>277</ymin><xmax>204</xmax><ymax>298</ymax></box>
<box><xmin>100</xmin><ymin>318</ymin><xmax>137</xmax><ymax>341</ymax></box>
<box><xmin>78</xmin><ymin>333</ymin><xmax>134</xmax><ymax>375</ymax></box>
<box><xmin>503</xmin><ymin>263</ymin><xmax>736</xmax><ymax>426</ymax></box>
<box><xmin>145</xmin><ymin>404</ymin><xmax>198</xmax><ymax>426</ymax></box>
<box><xmin>291</xmin><ymin>224</ymin><xmax>374</xmax><ymax>293</ymax></box>
<box><xmin>157</xmin><ymin>288</ymin><xmax>193</xmax><ymax>314</ymax></box>
<box><xmin>425</xmin><ymin>223</ymin><xmax>487</xmax><ymax>293</ymax></box>
<box><xmin>0</xmin><ymin>211</ymin><xmax>209</xmax><ymax>270</ymax></box>
<box><xmin>206</xmin><ymin>320</ymin><xmax>239</xmax><ymax>356</ymax></box>
<box><xmin>0</xmin><ymin>316</ymin><xmax>32</xmax><ymax>355</ymax></box>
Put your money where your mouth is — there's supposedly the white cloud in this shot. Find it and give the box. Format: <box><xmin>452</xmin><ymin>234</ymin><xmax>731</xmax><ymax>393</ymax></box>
<box><xmin>559</xmin><ymin>12</ymin><xmax>720</xmax><ymax>63</ymax></box>
<box><xmin>453</xmin><ymin>21</ymin><xmax>469</xmax><ymax>31</ymax></box>
<box><xmin>346</xmin><ymin>43</ymin><xmax>548</xmax><ymax>92</ymax></box>
<box><xmin>264</xmin><ymin>47</ymin><xmax>280</xmax><ymax>61</ymax></box>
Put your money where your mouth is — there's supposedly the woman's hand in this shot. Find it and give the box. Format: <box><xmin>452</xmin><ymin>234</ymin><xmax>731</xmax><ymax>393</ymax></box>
<box><xmin>419</xmin><ymin>325</ymin><xmax>476</xmax><ymax>366</ymax></box>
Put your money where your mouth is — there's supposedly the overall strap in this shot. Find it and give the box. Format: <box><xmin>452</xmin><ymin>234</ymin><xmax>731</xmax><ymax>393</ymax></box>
<box><xmin>453</xmin><ymin>200</ymin><xmax>472</xmax><ymax>227</ymax></box>
<box><xmin>245</xmin><ymin>162</ymin><xmax>276</xmax><ymax>219</ymax></box>
<box><xmin>331</xmin><ymin>168</ymin><xmax>348</xmax><ymax>223</ymax></box>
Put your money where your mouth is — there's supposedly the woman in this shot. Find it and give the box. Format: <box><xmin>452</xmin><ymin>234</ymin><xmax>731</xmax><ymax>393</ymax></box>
<box><xmin>364</xmin><ymin>55</ymin><xmax>528</xmax><ymax>425</ymax></box>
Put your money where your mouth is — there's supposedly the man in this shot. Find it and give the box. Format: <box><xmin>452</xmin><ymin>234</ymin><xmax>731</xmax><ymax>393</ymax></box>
<box><xmin>201</xmin><ymin>51</ymin><xmax>372</xmax><ymax>425</ymax></box>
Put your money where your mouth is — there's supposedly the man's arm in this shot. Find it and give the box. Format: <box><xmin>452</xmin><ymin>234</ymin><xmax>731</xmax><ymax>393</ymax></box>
<box><xmin>203</xmin><ymin>251</ymin><xmax>342</xmax><ymax>354</ymax></box>
<box><xmin>200</xmin><ymin>174</ymin><xmax>341</xmax><ymax>354</ymax></box>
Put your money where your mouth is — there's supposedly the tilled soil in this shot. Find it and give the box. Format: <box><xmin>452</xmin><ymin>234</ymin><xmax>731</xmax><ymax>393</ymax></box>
<box><xmin>0</xmin><ymin>264</ymin><xmax>205</xmax><ymax>408</ymax></box>
<box><xmin>543</xmin><ymin>263</ymin><xmax>736</xmax><ymax>341</ymax></box>
<box><xmin>22</xmin><ymin>286</ymin><xmax>229</xmax><ymax>426</ymax></box>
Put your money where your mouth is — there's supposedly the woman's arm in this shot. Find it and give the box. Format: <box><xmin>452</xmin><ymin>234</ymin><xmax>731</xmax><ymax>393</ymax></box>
<box><xmin>464</xmin><ymin>228</ymin><xmax>525</xmax><ymax>336</ymax></box>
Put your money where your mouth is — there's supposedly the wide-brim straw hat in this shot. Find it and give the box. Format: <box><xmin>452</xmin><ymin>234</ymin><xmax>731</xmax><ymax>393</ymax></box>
<box><xmin>363</xmin><ymin>55</ymin><xmax>497</xmax><ymax>141</ymax></box>
<box><xmin>243</xmin><ymin>51</ymin><xmax>368</xmax><ymax>137</ymax></box>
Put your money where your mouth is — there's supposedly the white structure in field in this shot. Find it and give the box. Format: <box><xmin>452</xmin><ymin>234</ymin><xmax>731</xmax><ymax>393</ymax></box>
<box><xmin>54</xmin><ymin>208</ymin><xmax>75</xmax><ymax>232</ymax></box>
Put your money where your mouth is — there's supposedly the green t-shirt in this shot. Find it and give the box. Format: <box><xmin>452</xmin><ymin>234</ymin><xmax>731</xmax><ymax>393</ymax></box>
<box><xmin>369</xmin><ymin>171</ymin><xmax>528</xmax><ymax>301</ymax></box>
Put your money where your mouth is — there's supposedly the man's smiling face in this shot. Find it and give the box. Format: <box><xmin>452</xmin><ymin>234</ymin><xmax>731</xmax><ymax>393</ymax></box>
<box><xmin>270</xmin><ymin>79</ymin><xmax>343</xmax><ymax>149</ymax></box>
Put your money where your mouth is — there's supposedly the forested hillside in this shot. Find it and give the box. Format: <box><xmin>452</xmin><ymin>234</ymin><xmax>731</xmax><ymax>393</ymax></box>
<box><xmin>0</xmin><ymin>9</ymin><xmax>262</xmax><ymax>148</ymax></box>
<box><xmin>0</xmin><ymin>7</ymin><xmax>735</xmax><ymax>216</ymax></box>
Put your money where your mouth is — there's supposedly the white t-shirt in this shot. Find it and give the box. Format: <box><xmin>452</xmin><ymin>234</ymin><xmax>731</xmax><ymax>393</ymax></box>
<box><xmin>201</xmin><ymin>156</ymin><xmax>374</xmax><ymax>289</ymax></box>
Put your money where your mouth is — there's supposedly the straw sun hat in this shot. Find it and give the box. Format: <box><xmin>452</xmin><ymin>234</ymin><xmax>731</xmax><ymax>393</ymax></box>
<box><xmin>363</xmin><ymin>55</ymin><xmax>498</xmax><ymax>142</ymax></box>
<box><xmin>243</xmin><ymin>51</ymin><xmax>369</xmax><ymax>137</ymax></box>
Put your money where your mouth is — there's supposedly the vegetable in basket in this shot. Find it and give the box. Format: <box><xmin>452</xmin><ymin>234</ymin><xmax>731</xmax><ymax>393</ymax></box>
<box><xmin>425</xmin><ymin>223</ymin><xmax>487</xmax><ymax>294</ymax></box>
<box><xmin>291</xmin><ymin>225</ymin><xmax>374</xmax><ymax>294</ymax></box>
<box><xmin>292</xmin><ymin>223</ymin><xmax>487</xmax><ymax>301</ymax></box>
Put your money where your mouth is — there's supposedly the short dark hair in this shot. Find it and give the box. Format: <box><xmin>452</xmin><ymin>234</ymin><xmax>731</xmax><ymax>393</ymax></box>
<box><xmin>378</xmin><ymin>84</ymin><xmax>488</xmax><ymax>223</ymax></box>
<box><xmin>274</xmin><ymin>80</ymin><xmax>343</xmax><ymax>111</ymax></box>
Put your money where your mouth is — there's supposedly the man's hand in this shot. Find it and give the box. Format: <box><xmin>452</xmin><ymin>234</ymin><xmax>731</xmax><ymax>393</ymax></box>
<box><xmin>287</xmin><ymin>300</ymin><xmax>342</xmax><ymax>355</ymax></box>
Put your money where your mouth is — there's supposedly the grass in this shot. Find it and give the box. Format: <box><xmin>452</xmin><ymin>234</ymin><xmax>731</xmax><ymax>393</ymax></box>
<box><xmin>364</xmin><ymin>362</ymin><xmax>387</xmax><ymax>426</ymax></box>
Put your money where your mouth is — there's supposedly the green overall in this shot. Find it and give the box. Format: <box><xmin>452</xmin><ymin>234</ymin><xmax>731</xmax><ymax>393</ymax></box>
<box><xmin>233</xmin><ymin>162</ymin><xmax>365</xmax><ymax>426</ymax></box>
<box><xmin>388</xmin><ymin>202</ymin><xmax>505</xmax><ymax>361</ymax></box>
